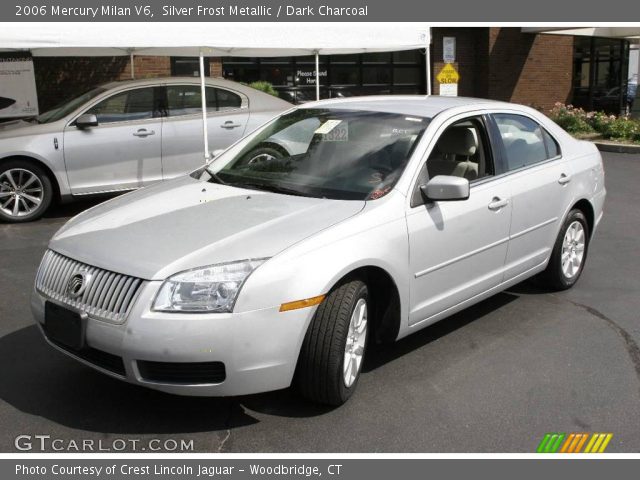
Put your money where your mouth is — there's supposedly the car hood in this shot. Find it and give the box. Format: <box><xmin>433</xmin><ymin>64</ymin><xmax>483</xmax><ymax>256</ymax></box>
<box><xmin>50</xmin><ymin>175</ymin><xmax>365</xmax><ymax>280</ymax></box>
<box><xmin>0</xmin><ymin>119</ymin><xmax>60</xmax><ymax>139</ymax></box>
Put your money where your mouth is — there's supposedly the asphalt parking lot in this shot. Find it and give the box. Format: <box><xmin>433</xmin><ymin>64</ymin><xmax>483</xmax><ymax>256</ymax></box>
<box><xmin>0</xmin><ymin>151</ymin><xmax>639</xmax><ymax>453</ymax></box>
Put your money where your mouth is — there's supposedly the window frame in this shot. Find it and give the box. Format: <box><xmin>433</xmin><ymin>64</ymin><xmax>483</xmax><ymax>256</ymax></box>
<box><xmin>163</xmin><ymin>84</ymin><xmax>249</xmax><ymax>120</ymax></box>
<box><xmin>487</xmin><ymin>112</ymin><xmax>563</xmax><ymax>176</ymax></box>
<box><xmin>410</xmin><ymin>114</ymin><xmax>498</xmax><ymax>208</ymax></box>
<box><xmin>71</xmin><ymin>85</ymin><xmax>165</xmax><ymax>127</ymax></box>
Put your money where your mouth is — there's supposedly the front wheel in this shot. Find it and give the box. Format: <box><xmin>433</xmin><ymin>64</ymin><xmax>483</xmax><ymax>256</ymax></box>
<box><xmin>295</xmin><ymin>279</ymin><xmax>369</xmax><ymax>406</ymax></box>
<box><xmin>0</xmin><ymin>160</ymin><xmax>53</xmax><ymax>223</ymax></box>
<box><xmin>538</xmin><ymin>209</ymin><xmax>590</xmax><ymax>290</ymax></box>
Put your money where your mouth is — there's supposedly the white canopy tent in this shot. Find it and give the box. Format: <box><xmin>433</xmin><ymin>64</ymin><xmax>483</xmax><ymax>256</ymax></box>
<box><xmin>0</xmin><ymin>22</ymin><xmax>431</xmax><ymax>159</ymax></box>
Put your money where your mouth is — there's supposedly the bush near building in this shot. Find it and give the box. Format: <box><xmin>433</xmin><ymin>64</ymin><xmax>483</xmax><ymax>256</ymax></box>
<box><xmin>247</xmin><ymin>81</ymin><xmax>279</xmax><ymax>97</ymax></box>
<box><xmin>549</xmin><ymin>103</ymin><xmax>640</xmax><ymax>144</ymax></box>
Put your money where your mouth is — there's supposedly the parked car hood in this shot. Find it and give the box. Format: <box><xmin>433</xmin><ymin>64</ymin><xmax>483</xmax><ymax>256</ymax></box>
<box><xmin>0</xmin><ymin>119</ymin><xmax>60</xmax><ymax>139</ymax></box>
<box><xmin>49</xmin><ymin>175</ymin><xmax>365</xmax><ymax>280</ymax></box>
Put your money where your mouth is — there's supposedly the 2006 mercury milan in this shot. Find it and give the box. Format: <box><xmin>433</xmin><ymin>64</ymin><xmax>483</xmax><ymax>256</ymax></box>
<box><xmin>32</xmin><ymin>96</ymin><xmax>605</xmax><ymax>405</ymax></box>
<box><xmin>0</xmin><ymin>77</ymin><xmax>290</xmax><ymax>222</ymax></box>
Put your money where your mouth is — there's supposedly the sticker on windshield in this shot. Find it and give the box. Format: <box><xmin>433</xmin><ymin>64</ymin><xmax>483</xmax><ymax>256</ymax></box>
<box><xmin>322</xmin><ymin>122</ymin><xmax>349</xmax><ymax>142</ymax></box>
<box><xmin>315</xmin><ymin>119</ymin><xmax>343</xmax><ymax>135</ymax></box>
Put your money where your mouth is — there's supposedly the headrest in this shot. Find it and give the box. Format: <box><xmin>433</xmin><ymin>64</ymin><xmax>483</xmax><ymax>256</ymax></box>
<box><xmin>436</xmin><ymin>127</ymin><xmax>478</xmax><ymax>157</ymax></box>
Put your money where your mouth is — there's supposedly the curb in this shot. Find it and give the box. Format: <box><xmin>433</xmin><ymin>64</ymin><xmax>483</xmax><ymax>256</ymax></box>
<box><xmin>593</xmin><ymin>141</ymin><xmax>640</xmax><ymax>154</ymax></box>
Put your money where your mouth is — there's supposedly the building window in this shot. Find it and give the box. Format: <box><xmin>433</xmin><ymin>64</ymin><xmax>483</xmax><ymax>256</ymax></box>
<box><xmin>572</xmin><ymin>37</ymin><xmax>630</xmax><ymax>114</ymax></box>
<box><xmin>170</xmin><ymin>57</ymin><xmax>210</xmax><ymax>77</ymax></box>
<box><xmin>222</xmin><ymin>50</ymin><xmax>425</xmax><ymax>104</ymax></box>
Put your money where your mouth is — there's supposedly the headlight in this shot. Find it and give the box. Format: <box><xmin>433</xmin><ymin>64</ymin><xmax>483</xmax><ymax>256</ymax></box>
<box><xmin>152</xmin><ymin>259</ymin><xmax>267</xmax><ymax>313</ymax></box>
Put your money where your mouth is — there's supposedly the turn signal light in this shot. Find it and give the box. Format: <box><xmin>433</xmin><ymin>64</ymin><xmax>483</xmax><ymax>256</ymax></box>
<box><xmin>279</xmin><ymin>295</ymin><xmax>326</xmax><ymax>312</ymax></box>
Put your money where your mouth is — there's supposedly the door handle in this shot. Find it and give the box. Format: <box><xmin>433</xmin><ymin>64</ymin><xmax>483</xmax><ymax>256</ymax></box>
<box><xmin>132</xmin><ymin>129</ymin><xmax>155</xmax><ymax>137</ymax></box>
<box><xmin>488</xmin><ymin>197</ymin><xmax>509</xmax><ymax>211</ymax></box>
<box><xmin>558</xmin><ymin>173</ymin><xmax>572</xmax><ymax>185</ymax></box>
<box><xmin>220</xmin><ymin>121</ymin><xmax>242</xmax><ymax>129</ymax></box>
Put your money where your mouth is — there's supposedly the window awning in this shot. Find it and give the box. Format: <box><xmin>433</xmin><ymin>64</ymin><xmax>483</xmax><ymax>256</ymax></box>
<box><xmin>522</xmin><ymin>27</ymin><xmax>640</xmax><ymax>43</ymax></box>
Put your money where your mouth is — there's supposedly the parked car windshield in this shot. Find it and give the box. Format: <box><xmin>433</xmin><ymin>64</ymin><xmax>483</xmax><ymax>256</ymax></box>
<box><xmin>206</xmin><ymin>108</ymin><xmax>429</xmax><ymax>200</ymax></box>
<box><xmin>36</xmin><ymin>87</ymin><xmax>108</xmax><ymax>123</ymax></box>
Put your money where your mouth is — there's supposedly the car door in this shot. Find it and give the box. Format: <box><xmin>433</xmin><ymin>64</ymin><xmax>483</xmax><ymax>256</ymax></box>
<box><xmin>63</xmin><ymin>86</ymin><xmax>164</xmax><ymax>195</ymax></box>
<box><xmin>406</xmin><ymin>115</ymin><xmax>512</xmax><ymax>327</ymax></box>
<box><xmin>489</xmin><ymin>113</ymin><xmax>575</xmax><ymax>280</ymax></box>
<box><xmin>161</xmin><ymin>84</ymin><xmax>249</xmax><ymax>179</ymax></box>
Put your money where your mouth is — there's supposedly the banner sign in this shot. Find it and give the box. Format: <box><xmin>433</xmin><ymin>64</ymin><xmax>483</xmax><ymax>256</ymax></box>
<box><xmin>0</xmin><ymin>54</ymin><xmax>38</xmax><ymax>118</ymax></box>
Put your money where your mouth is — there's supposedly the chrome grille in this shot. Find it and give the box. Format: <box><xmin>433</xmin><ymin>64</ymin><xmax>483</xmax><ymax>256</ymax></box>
<box><xmin>36</xmin><ymin>250</ymin><xmax>144</xmax><ymax>323</ymax></box>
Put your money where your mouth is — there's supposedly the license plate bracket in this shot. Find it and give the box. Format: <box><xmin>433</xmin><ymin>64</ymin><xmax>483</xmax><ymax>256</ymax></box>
<box><xmin>44</xmin><ymin>302</ymin><xmax>86</xmax><ymax>351</ymax></box>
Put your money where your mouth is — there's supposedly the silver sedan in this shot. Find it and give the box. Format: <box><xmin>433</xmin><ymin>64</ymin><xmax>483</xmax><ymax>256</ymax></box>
<box><xmin>0</xmin><ymin>77</ymin><xmax>291</xmax><ymax>222</ymax></box>
<box><xmin>31</xmin><ymin>96</ymin><xmax>605</xmax><ymax>405</ymax></box>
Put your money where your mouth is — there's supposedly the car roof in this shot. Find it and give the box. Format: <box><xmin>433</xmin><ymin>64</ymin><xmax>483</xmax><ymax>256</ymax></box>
<box><xmin>98</xmin><ymin>76</ymin><xmax>253</xmax><ymax>91</ymax></box>
<box><xmin>299</xmin><ymin>95</ymin><xmax>517</xmax><ymax>118</ymax></box>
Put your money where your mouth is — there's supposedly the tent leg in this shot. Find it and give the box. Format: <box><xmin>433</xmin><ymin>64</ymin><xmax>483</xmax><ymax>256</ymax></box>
<box><xmin>130</xmin><ymin>52</ymin><xmax>135</xmax><ymax>79</ymax></box>
<box><xmin>315</xmin><ymin>51</ymin><xmax>320</xmax><ymax>101</ymax></box>
<box><xmin>425</xmin><ymin>43</ymin><xmax>431</xmax><ymax>95</ymax></box>
<box><xmin>199</xmin><ymin>52</ymin><xmax>210</xmax><ymax>161</ymax></box>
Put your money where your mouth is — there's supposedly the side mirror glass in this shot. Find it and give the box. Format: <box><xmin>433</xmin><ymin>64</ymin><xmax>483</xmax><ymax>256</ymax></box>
<box><xmin>420</xmin><ymin>175</ymin><xmax>470</xmax><ymax>201</ymax></box>
<box><xmin>76</xmin><ymin>113</ymin><xmax>98</xmax><ymax>129</ymax></box>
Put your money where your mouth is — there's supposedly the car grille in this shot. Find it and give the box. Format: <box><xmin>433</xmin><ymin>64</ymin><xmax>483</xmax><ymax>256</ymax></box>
<box><xmin>36</xmin><ymin>250</ymin><xmax>144</xmax><ymax>324</ymax></box>
<box><xmin>137</xmin><ymin>360</ymin><xmax>227</xmax><ymax>384</ymax></box>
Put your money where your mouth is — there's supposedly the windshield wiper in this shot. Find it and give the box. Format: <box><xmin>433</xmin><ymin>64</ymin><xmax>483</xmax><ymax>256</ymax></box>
<box><xmin>232</xmin><ymin>181</ymin><xmax>311</xmax><ymax>197</ymax></box>
<box><xmin>206</xmin><ymin>169</ymin><xmax>229</xmax><ymax>185</ymax></box>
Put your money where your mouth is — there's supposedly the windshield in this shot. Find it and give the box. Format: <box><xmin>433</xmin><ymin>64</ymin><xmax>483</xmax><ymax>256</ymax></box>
<box><xmin>36</xmin><ymin>87</ymin><xmax>108</xmax><ymax>124</ymax></box>
<box><xmin>206</xmin><ymin>108</ymin><xmax>429</xmax><ymax>200</ymax></box>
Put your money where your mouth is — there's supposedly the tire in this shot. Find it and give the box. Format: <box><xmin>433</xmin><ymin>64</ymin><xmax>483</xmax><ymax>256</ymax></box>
<box><xmin>537</xmin><ymin>209</ymin><xmax>590</xmax><ymax>291</ymax></box>
<box><xmin>0</xmin><ymin>160</ymin><xmax>53</xmax><ymax>223</ymax></box>
<box><xmin>295</xmin><ymin>279</ymin><xmax>369</xmax><ymax>406</ymax></box>
<box><xmin>239</xmin><ymin>145</ymin><xmax>284</xmax><ymax>166</ymax></box>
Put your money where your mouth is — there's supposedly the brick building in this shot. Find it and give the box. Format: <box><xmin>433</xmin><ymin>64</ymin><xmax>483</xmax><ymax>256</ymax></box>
<box><xmin>31</xmin><ymin>27</ymin><xmax>633</xmax><ymax>115</ymax></box>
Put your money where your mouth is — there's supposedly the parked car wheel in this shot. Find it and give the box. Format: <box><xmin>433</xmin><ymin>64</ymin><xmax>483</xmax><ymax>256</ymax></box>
<box><xmin>296</xmin><ymin>279</ymin><xmax>369</xmax><ymax>406</ymax></box>
<box><xmin>0</xmin><ymin>160</ymin><xmax>53</xmax><ymax>223</ymax></box>
<box><xmin>538</xmin><ymin>209</ymin><xmax>590</xmax><ymax>290</ymax></box>
<box><xmin>240</xmin><ymin>145</ymin><xmax>285</xmax><ymax>166</ymax></box>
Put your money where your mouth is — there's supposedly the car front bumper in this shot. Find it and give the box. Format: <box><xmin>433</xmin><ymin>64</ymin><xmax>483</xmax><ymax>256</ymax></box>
<box><xmin>31</xmin><ymin>281</ymin><xmax>314</xmax><ymax>396</ymax></box>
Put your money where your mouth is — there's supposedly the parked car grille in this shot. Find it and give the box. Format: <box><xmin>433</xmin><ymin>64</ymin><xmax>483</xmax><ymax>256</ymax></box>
<box><xmin>137</xmin><ymin>360</ymin><xmax>227</xmax><ymax>384</ymax></box>
<box><xmin>36</xmin><ymin>250</ymin><xmax>144</xmax><ymax>324</ymax></box>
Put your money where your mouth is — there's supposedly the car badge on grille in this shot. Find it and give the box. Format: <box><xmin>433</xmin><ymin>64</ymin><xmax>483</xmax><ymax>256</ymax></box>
<box><xmin>66</xmin><ymin>271</ymin><xmax>91</xmax><ymax>299</ymax></box>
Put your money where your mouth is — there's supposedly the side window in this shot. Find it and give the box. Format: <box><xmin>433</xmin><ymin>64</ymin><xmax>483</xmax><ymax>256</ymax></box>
<box><xmin>493</xmin><ymin>114</ymin><xmax>558</xmax><ymax>171</ymax></box>
<box><xmin>166</xmin><ymin>85</ymin><xmax>216</xmax><ymax>116</ymax></box>
<box><xmin>86</xmin><ymin>88</ymin><xmax>156</xmax><ymax>123</ymax></box>
<box><xmin>426</xmin><ymin>116</ymin><xmax>493</xmax><ymax>181</ymax></box>
<box><xmin>215</xmin><ymin>88</ymin><xmax>242</xmax><ymax>111</ymax></box>
<box><xmin>166</xmin><ymin>86</ymin><xmax>243</xmax><ymax>117</ymax></box>
<box><xmin>411</xmin><ymin>116</ymin><xmax>494</xmax><ymax>207</ymax></box>
<box><xmin>542</xmin><ymin>129</ymin><xmax>561</xmax><ymax>158</ymax></box>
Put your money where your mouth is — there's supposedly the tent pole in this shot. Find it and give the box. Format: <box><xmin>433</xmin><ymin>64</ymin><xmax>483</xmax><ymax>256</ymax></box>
<box><xmin>130</xmin><ymin>51</ymin><xmax>135</xmax><ymax>79</ymax></box>
<box><xmin>199</xmin><ymin>51</ymin><xmax>210</xmax><ymax>161</ymax></box>
<box><xmin>315</xmin><ymin>51</ymin><xmax>320</xmax><ymax>101</ymax></box>
<box><xmin>425</xmin><ymin>43</ymin><xmax>431</xmax><ymax>95</ymax></box>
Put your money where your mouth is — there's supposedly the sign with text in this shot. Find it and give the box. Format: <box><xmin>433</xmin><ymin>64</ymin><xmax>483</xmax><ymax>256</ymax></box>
<box><xmin>0</xmin><ymin>55</ymin><xmax>38</xmax><ymax>118</ymax></box>
<box><xmin>436</xmin><ymin>63</ymin><xmax>460</xmax><ymax>84</ymax></box>
<box><xmin>443</xmin><ymin>36</ymin><xmax>456</xmax><ymax>63</ymax></box>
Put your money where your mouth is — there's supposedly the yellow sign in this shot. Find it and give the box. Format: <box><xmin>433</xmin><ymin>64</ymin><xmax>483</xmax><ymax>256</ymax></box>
<box><xmin>436</xmin><ymin>63</ymin><xmax>460</xmax><ymax>84</ymax></box>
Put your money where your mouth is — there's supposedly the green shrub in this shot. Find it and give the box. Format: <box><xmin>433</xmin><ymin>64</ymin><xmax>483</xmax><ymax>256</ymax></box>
<box><xmin>601</xmin><ymin>116</ymin><xmax>640</xmax><ymax>140</ymax></box>
<box><xmin>247</xmin><ymin>81</ymin><xmax>279</xmax><ymax>97</ymax></box>
<box><xmin>549</xmin><ymin>103</ymin><xmax>640</xmax><ymax>143</ymax></box>
<box><xmin>548</xmin><ymin>103</ymin><xmax>593</xmax><ymax>134</ymax></box>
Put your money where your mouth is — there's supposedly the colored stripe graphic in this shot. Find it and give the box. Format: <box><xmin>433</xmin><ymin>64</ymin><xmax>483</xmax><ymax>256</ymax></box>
<box><xmin>536</xmin><ymin>433</ymin><xmax>565</xmax><ymax>453</ymax></box>
<box><xmin>538</xmin><ymin>433</ymin><xmax>613</xmax><ymax>453</ymax></box>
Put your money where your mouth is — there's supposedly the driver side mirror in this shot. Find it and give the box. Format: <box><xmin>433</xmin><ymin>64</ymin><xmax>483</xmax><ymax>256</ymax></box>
<box><xmin>75</xmin><ymin>114</ymin><xmax>98</xmax><ymax>129</ymax></box>
<box><xmin>420</xmin><ymin>175</ymin><xmax>470</xmax><ymax>201</ymax></box>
